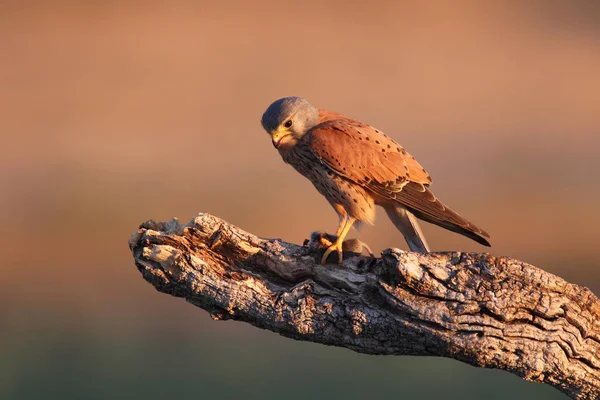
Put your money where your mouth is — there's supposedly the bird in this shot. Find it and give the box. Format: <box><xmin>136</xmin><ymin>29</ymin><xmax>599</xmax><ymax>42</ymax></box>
<box><xmin>260</xmin><ymin>96</ymin><xmax>490</xmax><ymax>264</ymax></box>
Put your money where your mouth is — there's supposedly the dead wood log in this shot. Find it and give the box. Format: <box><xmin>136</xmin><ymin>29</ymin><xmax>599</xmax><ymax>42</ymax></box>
<box><xmin>129</xmin><ymin>213</ymin><xmax>600</xmax><ymax>399</ymax></box>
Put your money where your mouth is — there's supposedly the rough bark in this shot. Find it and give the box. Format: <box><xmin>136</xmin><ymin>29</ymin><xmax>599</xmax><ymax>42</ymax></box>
<box><xmin>129</xmin><ymin>213</ymin><xmax>600</xmax><ymax>399</ymax></box>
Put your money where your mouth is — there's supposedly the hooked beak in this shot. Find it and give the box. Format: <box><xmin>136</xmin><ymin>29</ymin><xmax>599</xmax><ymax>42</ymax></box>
<box><xmin>271</xmin><ymin>131</ymin><xmax>291</xmax><ymax>149</ymax></box>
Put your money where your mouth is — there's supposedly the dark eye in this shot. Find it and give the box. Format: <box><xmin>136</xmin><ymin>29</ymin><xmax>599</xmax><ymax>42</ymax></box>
<box><xmin>284</xmin><ymin>120</ymin><xmax>293</xmax><ymax>128</ymax></box>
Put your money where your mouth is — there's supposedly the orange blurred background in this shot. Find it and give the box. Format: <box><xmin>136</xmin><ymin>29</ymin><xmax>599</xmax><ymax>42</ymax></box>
<box><xmin>2</xmin><ymin>1</ymin><xmax>599</xmax><ymax>399</ymax></box>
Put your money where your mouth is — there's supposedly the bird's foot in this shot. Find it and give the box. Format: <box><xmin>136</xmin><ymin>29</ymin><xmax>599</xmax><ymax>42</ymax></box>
<box><xmin>321</xmin><ymin>241</ymin><xmax>343</xmax><ymax>264</ymax></box>
<box><xmin>305</xmin><ymin>230</ymin><xmax>336</xmax><ymax>249</ymax></box>
<box><xmin>305</xmin><ymin>231</ymin><xmax>374</xmax><ymax>264</ymax></box>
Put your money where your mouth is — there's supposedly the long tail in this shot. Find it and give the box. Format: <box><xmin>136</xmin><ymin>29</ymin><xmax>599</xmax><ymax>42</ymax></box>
<box><xmin>384</xmin><ymin>204</ymin><xmax>430</xmax><ymax>253</ymax></box>
<box><xmin>391</xmin><ymin>183</ymin><xmax>491</xmax><ymax>248</ymax></box>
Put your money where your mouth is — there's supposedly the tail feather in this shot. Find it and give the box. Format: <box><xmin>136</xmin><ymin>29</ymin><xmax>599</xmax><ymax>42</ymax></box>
<box><xmin>384</xmin><ymin>205</ymin><xmax>430</xmax><ymax>253</ymax></box>
<box><xmin>392</xmin><ymin>183</ymin><xmax>491</xmax><ymax>247</ymax></box>
<box><xmin>408</xmin><ymin>207</ymin><xmax>491</xmax><ymax>247</ymax></box>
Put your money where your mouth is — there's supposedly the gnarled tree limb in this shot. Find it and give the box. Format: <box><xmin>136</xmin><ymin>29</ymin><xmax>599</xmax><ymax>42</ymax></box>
<box><xmin>129</xmin><ymin>213</ymin><xmax>600</xmax><ymax>399</ymax></box>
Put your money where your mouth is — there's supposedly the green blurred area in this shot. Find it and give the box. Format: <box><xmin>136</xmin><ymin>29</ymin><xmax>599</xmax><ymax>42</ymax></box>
<box><xmin>2</xmin><ymin>1</ymin><xmax>599</xmax><ymax>399</ymax></box>
<box><xmin>1</xmin><ymin>314</ymin><xmax>565</xmax><ymax>400</ymax></box>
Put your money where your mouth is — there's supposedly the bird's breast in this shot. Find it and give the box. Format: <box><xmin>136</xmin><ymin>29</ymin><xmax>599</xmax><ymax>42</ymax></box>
<box><xmin>280</xmin><ymin>147</ymin><xmax>375</xmax><ymax>224</ymax></box>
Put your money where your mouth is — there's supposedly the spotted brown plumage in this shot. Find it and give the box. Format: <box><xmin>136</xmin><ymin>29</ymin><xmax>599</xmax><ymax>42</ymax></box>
<box><xmin>261</xmin><ymin>96</ymin><xmax>491</xmax><ymax>264</ymax></box>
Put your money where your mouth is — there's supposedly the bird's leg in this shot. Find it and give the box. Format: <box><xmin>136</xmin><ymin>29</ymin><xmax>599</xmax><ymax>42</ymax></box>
<box><xmin>334</xmin><ymin>219</ymin><xmax>345</xmax><ymax>238</ymax></box>
<box><xmin>321</xmin><ymin>216</ymin><xmax>357</xmax><ymax>264</ymax></box>
<box><xmin>332</xmin><ymin>203</ymin><xmax>347</xmax><ymax>238</ymax></box>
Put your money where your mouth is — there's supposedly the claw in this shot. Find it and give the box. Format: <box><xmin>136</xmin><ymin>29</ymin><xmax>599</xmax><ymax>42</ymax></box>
<box><xmin>307</xmin><ymin>230</ymin><xmax>335</xmax><ymax>249</ymax></box>
<box><xmin>314</xmin><ymin>216</ymin><xmax>357</xmax><ymax>265</ymax></box>
<box><xmin>321</xmin><ymin>241</ymin><xmax>344</xmax><ymax>264</ymax></box>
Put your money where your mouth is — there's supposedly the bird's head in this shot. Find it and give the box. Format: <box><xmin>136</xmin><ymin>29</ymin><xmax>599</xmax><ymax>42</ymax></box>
<box><xmin>261</xmin><ymin>96</ymin><xmax>319</xmax><ymax>150</ymax></box>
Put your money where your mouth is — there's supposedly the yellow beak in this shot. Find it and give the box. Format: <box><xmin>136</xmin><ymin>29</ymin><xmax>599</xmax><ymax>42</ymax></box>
<box><xmin>271</xmin><ymin>129</ymin><xmax>291</xmax><ymax>148</ymax></box>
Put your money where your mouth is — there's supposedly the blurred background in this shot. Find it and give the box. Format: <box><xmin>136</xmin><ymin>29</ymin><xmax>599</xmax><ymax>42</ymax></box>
<box><xmin>2</xmin><ymin>1</ymin><xmax>599</xmax><ymax>399</ymax></box>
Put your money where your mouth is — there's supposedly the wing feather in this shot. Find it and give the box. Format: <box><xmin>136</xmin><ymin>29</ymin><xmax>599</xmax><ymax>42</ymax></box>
<box><xmin>304</xmin><ymin>112</ymin><xmax>491</xmax><ymax>246</ymax></box>
<box><xmin>306</xmin><ymin>116</ymin><xmax>431</xmax><ymax>190</ymax></box>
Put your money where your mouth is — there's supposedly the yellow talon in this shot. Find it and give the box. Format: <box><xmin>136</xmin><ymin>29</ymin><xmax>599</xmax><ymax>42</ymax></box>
<box><xmin>321</xmin><ymin>241</ymin><xmax>343</xmax><ymax>264</ymax></box>
<box><xmin>320</xmin><ymin>215</ymin><xmax>357</xmax><ymax>264</ymax></box>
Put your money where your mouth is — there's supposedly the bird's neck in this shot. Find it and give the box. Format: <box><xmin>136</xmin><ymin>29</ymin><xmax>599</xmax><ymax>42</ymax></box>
<box><xmin>278</xmin><ymin>138</ymin><xmax>303</xmax><ymax>165</ymax></box>
<box><xmin>317</xmin><ymin>109</ymin><xmax>345</xmax><ymax>124</ymax></box>
<box><xmin>277</xmin><ymin>142</ymin><xmax>297</xmax><ymax>159</ymax></box>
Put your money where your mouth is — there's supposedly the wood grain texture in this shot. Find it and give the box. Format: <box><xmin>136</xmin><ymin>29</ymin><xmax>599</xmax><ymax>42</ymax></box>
<box><xmin>129</xmin><ymin>214</ymin><xmax>600</xmax><ymax>399</ymax></box>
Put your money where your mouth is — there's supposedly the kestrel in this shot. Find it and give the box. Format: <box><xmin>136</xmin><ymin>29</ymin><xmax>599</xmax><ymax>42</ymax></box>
<box><xmin>261</xmin><ymin>96</ymin><xmax>490</xmax><ymax>264</ymax></box>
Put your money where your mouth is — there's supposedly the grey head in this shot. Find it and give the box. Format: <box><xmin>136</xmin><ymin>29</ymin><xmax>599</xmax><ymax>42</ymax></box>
<box><xmin>261</xmin><ymin>96</ymin><xmax>320</xmax><ymax>139</ymax></box>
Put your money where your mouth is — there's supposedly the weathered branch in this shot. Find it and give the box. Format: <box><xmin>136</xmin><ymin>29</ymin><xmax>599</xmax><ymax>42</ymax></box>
<box><xmin>129</xmin><ymin>214</ymin><xmax>600</xmax><ymax>399</ymax></box>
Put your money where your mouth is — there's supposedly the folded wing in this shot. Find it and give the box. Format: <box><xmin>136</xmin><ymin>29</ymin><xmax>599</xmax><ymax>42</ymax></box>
<box><xmin>306</xmin><ymin>115</ymin><xmax>490</xmax><ymax>246</ymax></box>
